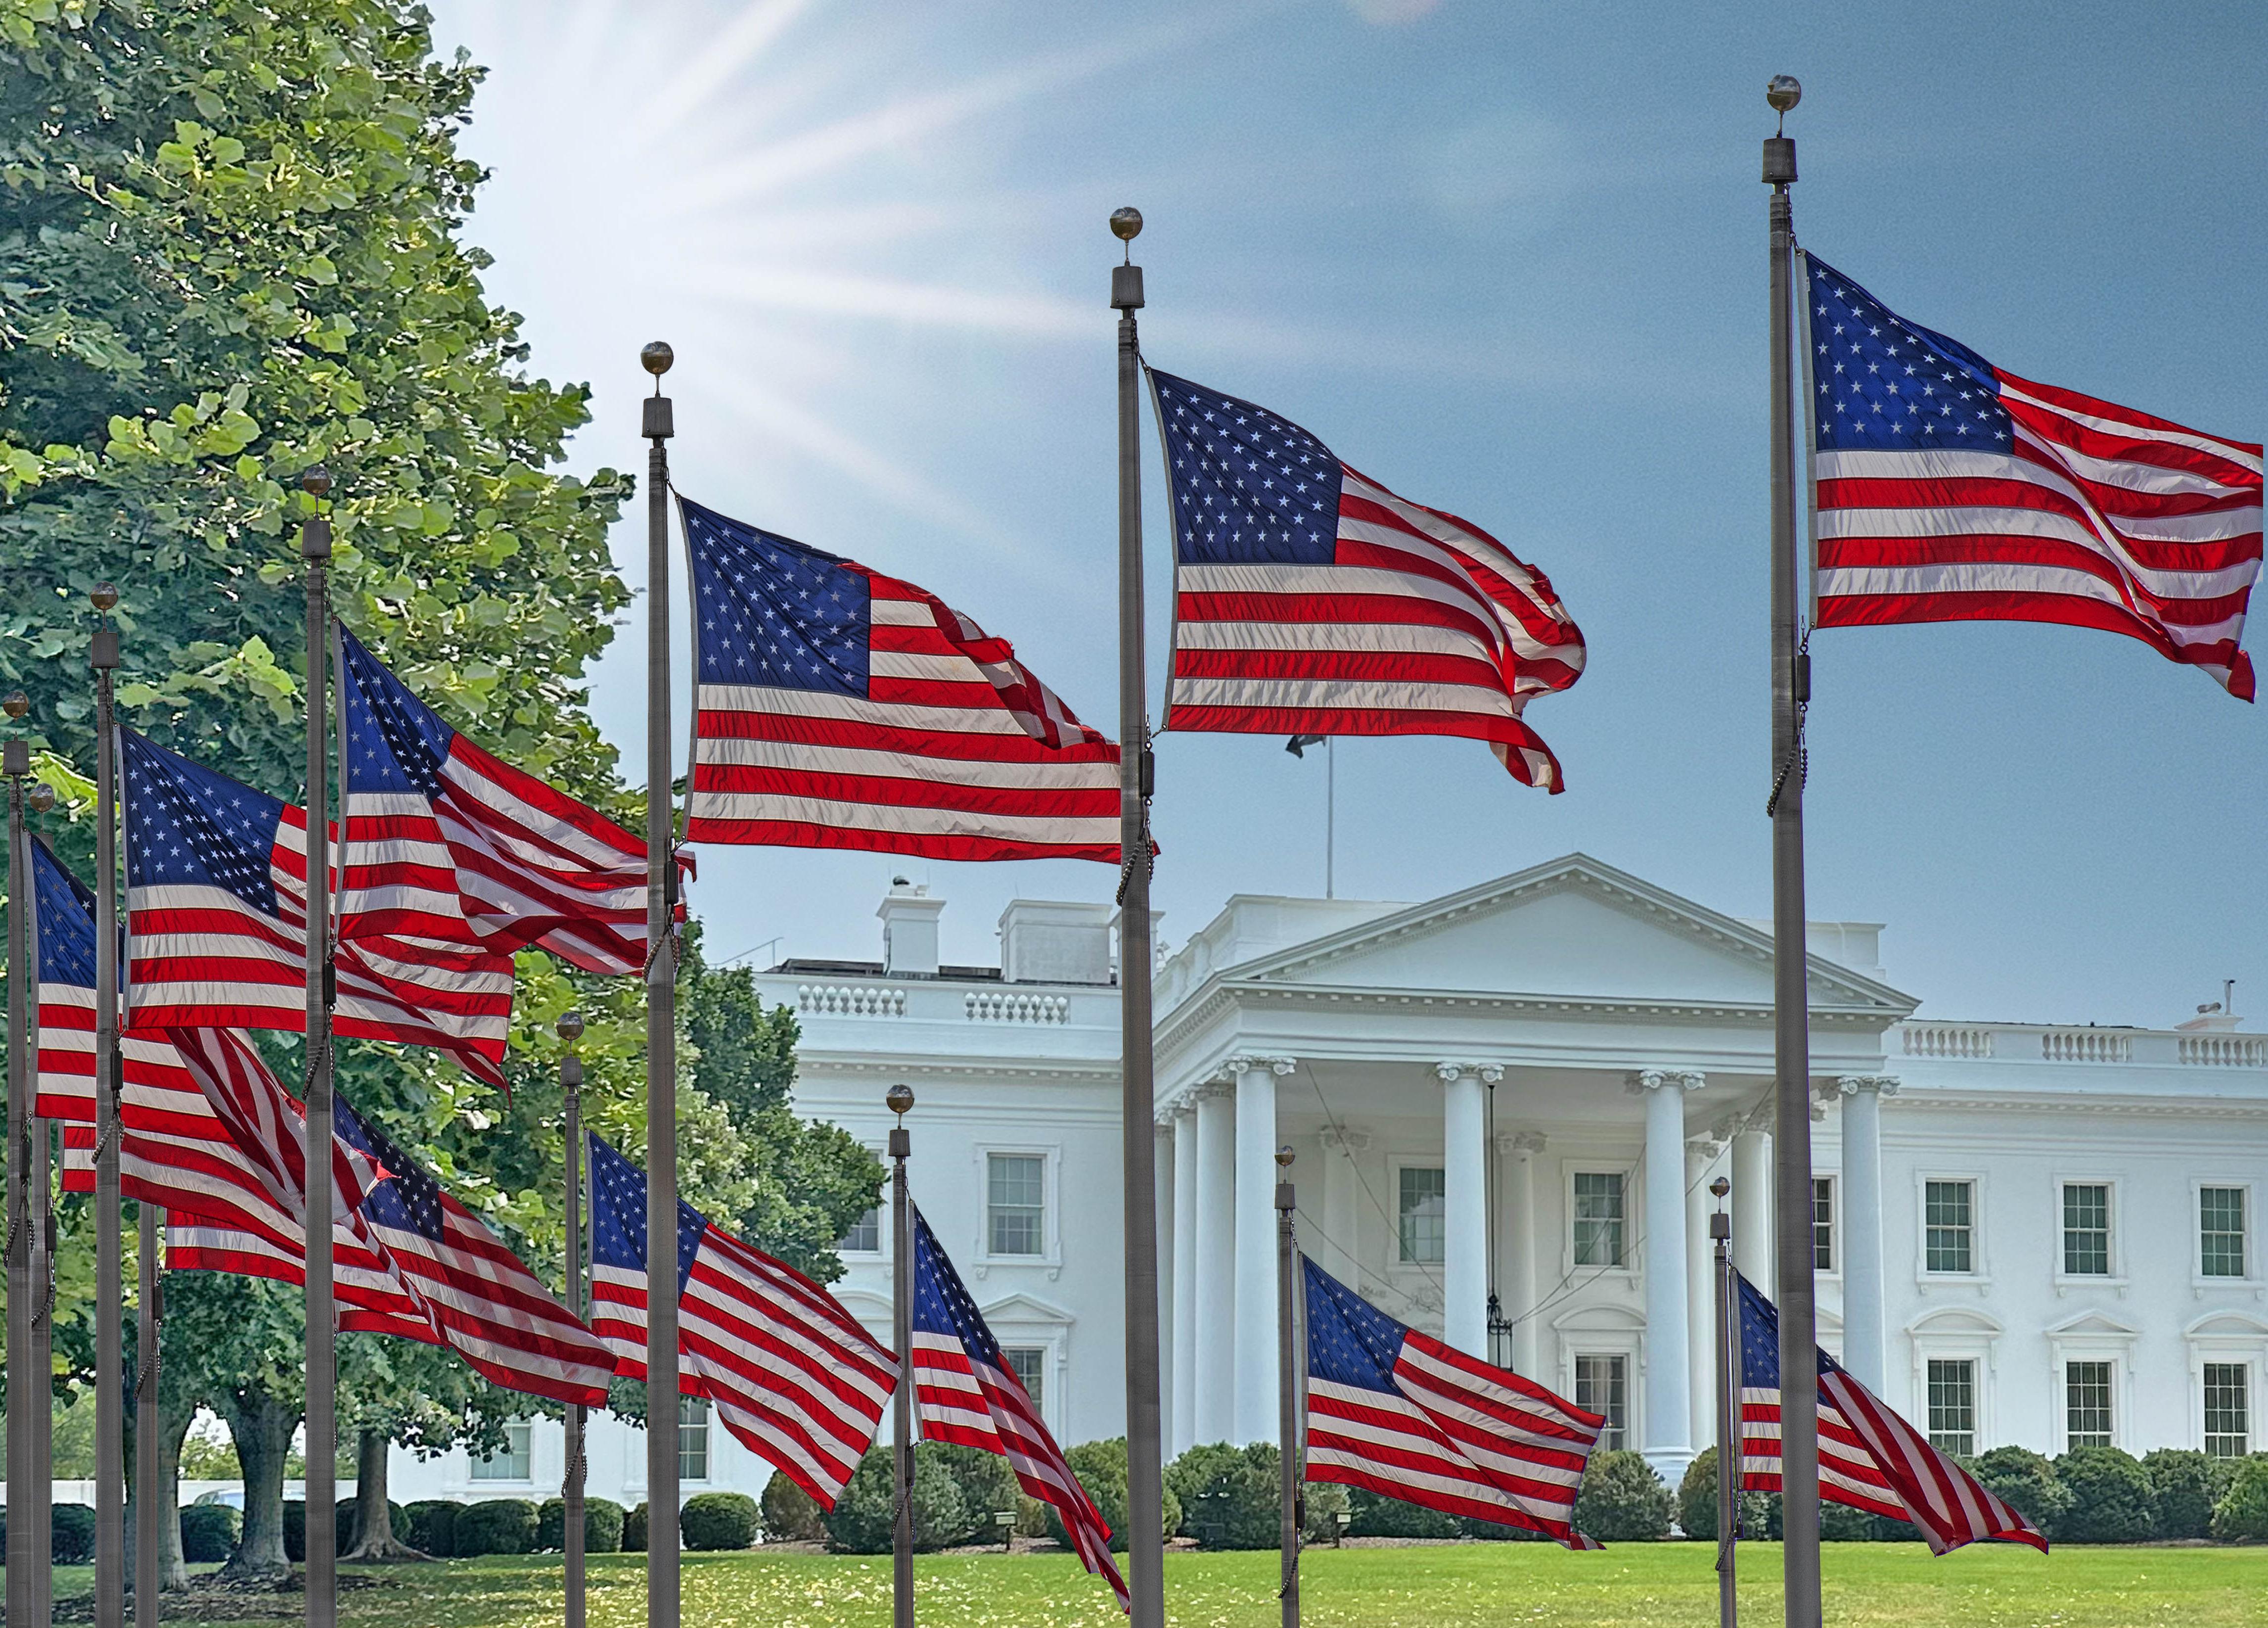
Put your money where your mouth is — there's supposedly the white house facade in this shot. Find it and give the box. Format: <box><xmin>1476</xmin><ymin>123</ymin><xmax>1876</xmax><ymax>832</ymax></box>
<box><xmin>393</xmin><ymin>858</ymin><xmax>2268</xmax><ymax>1507</ymax></box>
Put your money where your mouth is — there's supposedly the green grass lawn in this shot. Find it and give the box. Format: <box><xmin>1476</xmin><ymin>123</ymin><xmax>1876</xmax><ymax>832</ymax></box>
<box><xmin>25</xmin><ymin>1542</ymin><xmax>2268</xmax><ymax>1626</ymax></box>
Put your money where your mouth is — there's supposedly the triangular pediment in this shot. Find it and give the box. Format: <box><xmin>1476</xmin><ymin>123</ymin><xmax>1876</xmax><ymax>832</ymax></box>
<box><xmin>980</xmin><ymin>1292</ymin><xmax>1075</xmax><ymax>1326</ymax></box>
<box><xmin>2046</xmin><ymin>1309</ymin><xmax>2140</xmax><ymax>1340</ymax></box>
<box><xmin>1221</xmin><ymin>854</ymin><xmax>1914</xmax><ymax>1016</ymax></box>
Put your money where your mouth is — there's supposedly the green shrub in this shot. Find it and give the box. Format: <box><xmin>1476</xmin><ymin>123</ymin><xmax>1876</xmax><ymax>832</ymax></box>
<box><xmin>454</xmin><ymin>1497</ymin><xmax>540</xmax><ymax>1557</ymax></box>
<box><xmin>1818</xmin><ymin>1500</ymin><xmax>1876</xmax><ymax>1542</ymax></box>
<box><xmin>823</xmin><ymin>1446</ymin><xmax>968</xmax><ymax>1554</ymax></box>
<box><xmin>179</xmin><ymin>1503</ymin><xmax>241</xmax><ymax>1564</ymax></box>
<box><xmin>1304</xmin><ymin>1482</ymin><xmax>1351</xmax><ymax>1544</ymax></box>
<box><xmin>536</xmin><ymin>1495</ymin><xmax>626</xmax><ymax>1553</ymax></box>
<box><xmin>2143</xmin><ymin>1449</ymin><xmax>2218</xmax><ymax>1540</ymax></box>
<box><xmin>1165</xmin><ymin>1442</ymin><xmax>1282</xmax><ymax>1550</ymax></box>
<box><xmin>1969</xmin><ymin>1445</ymin><xmax>2067</xmax><ymax>1533</ymax></box>
<box><xmin>1345</xmin><ymin>1485</ymin><xmax>1457</xmax><ymax>1539</ymax></box>
<box><xmin>623</xmin><ymin>1502</ymin><xmax>648</xmax><ymax>1554</ymax></box>
<box><xmin>2211</xmin><ymin>1457</ymin><xmax>2268</xmax><ymax>1542</ymax></box>
<box><xmin>50</xmin><ymin>1503</ymin><xmax>96</xmax><ymax>1565</ymax></box>
<box><xmin>1042</xmin><ymin>1439</ymin><xmax>1182</xmax><ymax>1554</ymax></box>
<box><xmin>760</xmin><ymin>1472</ymin><xmax>825</xmax><ymax>1543</ymax></box>
<box><xmin>1571</xmin><ymin>1450</ymin><xmax>1674</xmax><ymax>1543</ymax></box>
<box><xmin>928</xmin><ymin>1442</ymin><xmax>1020</xmax><ymax>1547</ymax></box>
<box><xmin>1675</xmin><ymin>1447</ymin><xmax>1773</xmax><ymax>1542</ymax></box>
<box><xmin>680</xmin><ymin>1491</ymin><xmax>762</xmax><ymax>1552</ymax></box>
<box><xmin>403</xmin><ymin>1500</ymin><xmax>459</xmax><ymax>1559</ymax></box>
<box><xmin>2050</xmin><ymin>1446</ymin><xmax>2154</xmax><ymax>1544</ymax></box>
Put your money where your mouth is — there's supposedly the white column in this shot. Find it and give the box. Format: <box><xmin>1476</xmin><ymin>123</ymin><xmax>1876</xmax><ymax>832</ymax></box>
<box><xmin>1628</xmin><ymin>1069</ymin><xmax>1705</xmax><ymax>1480</ymax></box>
<box><xmin>1192</xmin><ymin>1079</ymin><xmax>1237</xmax><ymax>1444</ymax></box>
<box><xmin>1154</xmin><ymin>1116</ymin><xmax>1176</xmax><ymax>1459</ymax></box>
<box><xmin>1730</xmin><ymin>1117</ymin><xmax>1773</xmax><ymax>1288</ymax></box>
<box><xmin>1318</xmin><ymin>1127</ymin><xmax>1366</xmax><ymax>1289</ymax></box>
<box><xmin>1170</xmin><ymin>1104</ymin><xmax>1200</xmax><ymax>1456</ymax></box>
<box><xmin>1436</xmin><ymin>1063</ymin><xmax>1497</xmax><ymax>1357</ymax></box>
<box><xmin>1505</xmin><ymin>1132</ymin><xmax>1544</xmax><ymax>1377</ymax></box>
<box><xmin>1836</xmin><ymin>1075</ymin><xmax>1897</xmax><ymax>1391</ymax></box>
<box><xmin>1233</xmin><ymin>1057</ymin><xmax>1294</xmax><ymax>1444</ymax></box>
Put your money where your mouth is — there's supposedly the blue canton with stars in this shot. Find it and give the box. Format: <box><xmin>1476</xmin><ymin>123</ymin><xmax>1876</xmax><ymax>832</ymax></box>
<box><xmin>339</xmin><ymin>625</ymin><xmax>456</xmax><ymax>801</ymax></box>
<box><xmin>122</xmin><ymin>729</ymin><xmax>284</xmax><ymax>917</ymax></box>
<box><xmin>29</xmin><ymin>838</ymin><xmax>101</xmax><ymax>990</ymax></box>
<box><xmin>334</xmin><ymin>1096</ymin><xmax>453</xmax><ymax>1243</ymax></box>
<box><xmin>1806</xmin><ymin>255</ymin><xmax>2010</xmax><ymax>454</ymax></box>
<box><xmin>911</xmin><ymin>1205</ymin><xmax>1010</xmax><ymax>1373</ymax></box>
<box><xmin>680</xmin><ymin>498</ymin><xmax>871</xmax><ymax>696</ymax></box>
<box><xmin>587</xmin><ymin>1133</ymin><xmax>705</xmax><ymax>1296</ymax></box>
<box><xmin>1303</xmin><ymin>1257</ymin><xmax>1407</xmax><ymax>1392</ymax></box>
<box><xmin>1735</xmin><ymin>1272</ymin><xmax>1842</xmax><ymax>1390</ymax></box>
<box><xmin>1150</xmin><ymin>370</ymin><xmax>1344</xmax><ymax>566</ymax></box>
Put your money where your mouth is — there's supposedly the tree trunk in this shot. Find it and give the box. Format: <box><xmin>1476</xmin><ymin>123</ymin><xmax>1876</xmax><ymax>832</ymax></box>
<box><xmin>218</xmin><ymin>1388</ymin><xmax>295</xmax><ymax>1581</ymax></box>
<box><xmin>124</xmin><ymin>1397</ymin><xmax>194</xmax><ymax>1593</ymax></box>
<box><xmin>342</xmin><ymin>1426</ymin><xmax>427</xmax><ymax>1561</ymax></box>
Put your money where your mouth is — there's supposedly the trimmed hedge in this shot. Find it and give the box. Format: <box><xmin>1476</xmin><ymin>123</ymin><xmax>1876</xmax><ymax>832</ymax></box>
<box><xmin>180</xmin><ymin>1503</ymin><xmax>242</xmax><ymax>1564</ymax></box>
<box><xmin>1345</xmin><ymin>1485</ymin><xmax>1456</xmax><ymax>1540</ymax></box>
<box><xmin>1044</xmin><ymin>1438</ymin><xmax>1183</xmax><ymax>1554</ymax></box>
<box><xmin>624</xmin><ymin>1502</ymin><xmax>648</xmax><ymax>1554</ymax></box>
<box><xmin>823</xmin><ymin>1447</ymin><xmax>968</xmax><ymax>1554</ymax></box>
<box><xmin>681</xmin><ymin>1492</ymin><xmax>761</xmax><ymax>1552</ymax></box>
<box><xmin>1968</xmin><ymin>1445</ymin><xmax>2066</xmax><ymax>1534</ymax></box>
<box><xmin>284</xmin><ymin>1497</ymin><xmax>405</xmax><ymax>1560</ymax></box>
<box><xmin>2050</xmin><ymin>1447</ymin><xmax>2154</xmax><ymax>1544</ymax></box>
<box><xmin>1571</xmin><ymin>1450</ymin><xmax>1674</xmax><ymax>1543</ymax></box>
<box><xmin>50</xmin><ymin>1502</ymin><xmax>96</xmax><ymax>1565</ymax></box>
<box><xmin>2143</xmin><ymin>1449</ymin><xmax>2218</xmax><ymax>1540</ymax></box>
<box><xmin>537</xmin><ymin>1496</ymin><xmax>626</xmax><ymax>1553</ymax></box>
<box><xmin>403</xmin><ymin>1499</ymin><xmax>459</xmax><ymax>1559</ymax></box>
<box><xmin>928</xmin><ymin>1442</ymin><xmax>1020</xmax><ymax>1545</ymax></box>
<box><xmin>760</xmin><ymin>1472</ymin><xmax>825</xmax><ymax>1542</ymax></box>
<box><xmin>1166</xmin><ymin>1442</ymin><xmax>1281</xmax><ymax>1550</ymax></box>
<box><xmin>2212</xmin><ymin>1457</ymin><xmax>2268</xmax><ymax>1542</ymax></box>
<box><xmin>455</xmin><ymin>1497</ymin><xmax>540</xmax><ymax>1557</ymax></box>
<box><xmin>1675</xmin><ymin>1446</ymin><xmax>1771</xmax><ymax>1542</ymax></box>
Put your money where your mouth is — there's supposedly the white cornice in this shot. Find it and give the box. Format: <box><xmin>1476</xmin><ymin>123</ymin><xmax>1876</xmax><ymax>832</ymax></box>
<box><xmin>797</xmin><ymin>1057</ymin><xmax>1120</xmax><ymax>1084</ymax></box>
<box><xmin>1891</xmin><ymin>1091</ymin><xmax>2268</xmax><ymax>1121</ymax></box>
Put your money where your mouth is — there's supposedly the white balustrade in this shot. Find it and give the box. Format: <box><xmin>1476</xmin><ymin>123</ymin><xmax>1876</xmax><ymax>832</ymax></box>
<box><xmin>2180</xmin><ymin>1035</ymin><xmax>2268</xmax><ymax>1067</ymax></box>
<box><xmin>963</xmin><ymin>991</ymin><xmax>1070</xmax><ymax>1024</ymax></box>
<box><xmin>795</xmin><ymin>984</ymin><xmax>907</xmax><ymax>1017</ymax></box>
<box><xmin>1903</xmin><ymin>1024</ymin><xmax>1994</xmax><ymax>1059</ymax></box>
<box><xmin>2040</xmin><ymin>1028</ymin><xmax>2131</xmax><ymax>1063</ymax></box>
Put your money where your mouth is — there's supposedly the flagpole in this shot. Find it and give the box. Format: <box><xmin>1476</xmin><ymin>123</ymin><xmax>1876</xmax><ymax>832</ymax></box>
<box><xmin>1761</xmin><ymin>75</ymin><xmax>1821</xmax><ymax>1628</ymax></box>
<box><xmin>1710</xmin><ymin>1175</ymin><xmax>1735</xmax><ymax>1628</ymax></box>
<box><xmin>1274</xmin><ymin>1148</ymin><xmax>1298</xmax><ymax>1628</ymax></box>
<box><xmin>559</xmin><ymin>1013</ymin><xmax>587</xmax><ymax>1628</ymax></box>
<box><xmin>5</xmin><ymin>700</ymin><xmax>37</xmax><ymax>1628</ymax></box>
<box><xmin>1108</xmin><ymin>204</ymin><xmax>1167</xmax><ymax>1628</ymax></box>
<box><xmin>301</xmin><ymin>467</ymin><xmax>338</xmax><ymax>1628</ymax></box>
<box><xmin>92</xmin><ymin>585</ymin><xmax>125</xmax><ymax>1628</ymax></box>
<box><xmin>887</xmin><ymin>1084</ymin><xmax>914</xmax><ymax>1628</ymax></box>
<box><xmin>638</xmin><ymin>340</ymin><xmax>681</xmax><ymax>1628</ymax></box>
<box><xmin>136</xmin><ymin>1184</ymin><xmax>160</xmax><ymax>1627</ymax></box>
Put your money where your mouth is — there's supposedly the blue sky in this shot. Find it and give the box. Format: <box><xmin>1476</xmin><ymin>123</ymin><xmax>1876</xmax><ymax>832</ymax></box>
<box><xmin>425</xmin><ymin>0</ymin><xmax>2264</xmax><ymax>1028</ymax></box>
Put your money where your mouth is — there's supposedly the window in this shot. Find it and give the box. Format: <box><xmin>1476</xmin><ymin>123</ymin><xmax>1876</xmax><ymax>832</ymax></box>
<box><xmin>1574</xmin><ymin>1354</ymin><xmax>1628</xmax><ymax>1452</ymax></box>
<box><xmin>471</xmin><ymin>1421</ymin><xmax>531</xmax><ymax>1482</ymax></box>
<box><xmin>2204</xmin><ymin>1363</ymin><xmax>2250</xmax><ymax>1457</ymax></box>
<box><xmin>1397</xmin><ymin>1165</ymin><xmax>1446</xmax><ymax>1265</ymax></box>
<box><xmin>1926</xmin><ymin>1358</ymin><xmax>1976</xmax><ymax>1457</ymax></box>
<box><xmin>1002</xmin><ymin>1346</ymin><xmax>1045</xmax><ymax>1411</ymax></box>
<box><xmin>1924</xmin><ymin>1180</ymin><xmax>1974</xmax><ymax>1274</ymax></box>
<box><xmin>840</xmin><ymin>1203</ymin><xmax>881</xmax><ymax>1254</ymax></box>
<box><xmin>1572</xmin><ymin>1172</ymin><xmax>1626</xmax><ymax>1268</ymax></box>
<box><xmin>987</xmin><ymin>1154</ymin><xmax>1046</xmax><ymax>1256</ymax></box>
<box><xmin>1813</xmin><ymin>1177</ymin><xmax>1835</xmax><ymax>1273</ymax></box>
<box><xmin>680</xmin><ymin>1397</ymin><xmax>711</xmax><ymax>1482</ymax></box>
<box><xmin>2065</xmin><ymin>1361</ymin><xmax>2114</xmax><ymax>1449</ymax></box>
<box><xmin>2200</xmin><ymin>1187</ymin><xmax>2248</xmax><ymax>1278</ymax></box>
<box><xmin>2062</xmin><ymin>1184</ymin><xmax>2111</xmax><ymax>1277</ymax></box>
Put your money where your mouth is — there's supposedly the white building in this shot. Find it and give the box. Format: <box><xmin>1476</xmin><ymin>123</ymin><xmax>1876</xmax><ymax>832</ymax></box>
<box><xmin>393</xmin><ymin>857</ymin><xmax>2268</xmax><ymax>1507</ymax></box>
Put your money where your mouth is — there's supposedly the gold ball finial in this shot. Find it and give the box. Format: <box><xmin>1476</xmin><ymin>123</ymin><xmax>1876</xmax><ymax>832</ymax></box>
<box><xmin>555</xmin><ymin>1011</ymin><xmax>585</xmax><ymax>1044</ymax></box>
<box><xmin>1766</xmin><ymin>75</ymin><xmax>1802</xmax><ymax>114</ymax></box>
<box><xmin>91</xmin><ymin>583</ymin><xmax>119</xmax><ymax>613</ymax></box>
<box><xmin>1710</xmin><ymin>1175</ymin><xmax>1730</xmax><ymax>1199</ymax></box>
<box><xmin>302</xmin><ymin>466</ymin><xmax>331</xmax><ymax>499</ymax></box>
<box><xmin>1275</xmin><ymin>1144</ymin><xmax>1295</xmax><ymax>1169</ymax></box>
<box><xmin>27</xmin><ymin>783</ymin><xmax>55</xmax><ymax>814</ymax></box>
<box><xmin>1</xmin><ymin>692</ymin><xmax>26</xmax><ymax>721</ymax></box>
<box><xmin>1109</xmin><ymin>206</ymin><xmax>1143</xmax><ymax>243</ymax></box>
<box><xmin>886</xmin><ymin>1084</ymin><xmax>915</xmax><ymax>1117</ymax></box>
<box><xmin>641</xmin><ymin>342</ymin><xmax>675</xmax><ymax>377</ymax></box>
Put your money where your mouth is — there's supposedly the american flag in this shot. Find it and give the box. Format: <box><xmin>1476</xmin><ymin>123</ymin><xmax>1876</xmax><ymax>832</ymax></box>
<box><xmin>679</xmin><ymin>498</ymin><xmax>1122</xmax><ymax>862</ymax></box>
<box><xmin>1149</xmin><ymin>370</ymin><xmax>1586</xmax><ymax>791</ymax></box>
<box><xmin>337</xmin><ymin>624</ymin><xmax>653</xmax><ymax>980</ymax></box>
<box><xmin>121</xmin><ymin>727</ymin><xmax>510</xmax><ymax>1084</ymax></box>
<box><xmin>1736</xmin><ymin>1273</ymin><xmax>2045</xmax><ymax>1555</ymax></box>
<box><xmin>586</xmin><ymin>1135</ymin><xmax>898</xmax><ymax>1506</ymax></box>
<box><xmin>1302</xmin><ymin>1257</ymin><xmax>1603</xmax><ymax>1549</ymax></box>
<box><xmin>1805</xmin><ymin>254</ymin><xmax>2262</xmax><ymax>698</ymax></box>
<box><xmin>910</xmin><ymin>1205</ymin><xmax>1128</xmax><ymax>1609</ymax></box>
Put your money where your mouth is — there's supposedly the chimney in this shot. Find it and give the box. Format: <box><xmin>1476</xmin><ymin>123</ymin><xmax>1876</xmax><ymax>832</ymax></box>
<box><xmin>998</xmin><ymin>900</ymin><xmax>1113</xmax><ymax>985</ymax></box>
<box><xmin>878</xmin><ymin>878</ymin><xmax>945</xmax><ymax>977</ymax></box>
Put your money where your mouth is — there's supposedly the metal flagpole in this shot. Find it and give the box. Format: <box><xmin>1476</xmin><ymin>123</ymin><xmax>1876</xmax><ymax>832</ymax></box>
<box><xmin>136</xmin><ymin>1180</ymin><xmax>160</xmax><ymax>1626</ymax></box>
<box><xmin>638</xmin><ymin>340</ymin><xmax>681</xmax><ymax>1628</ymax></box>
<box><xmin>4</xmin><ymin>698</ymin><xmax>36</xmax><ymax>1628</ymax></box>
<box><xmin>1710</xmin><ymin>1175</ymin><xmax>1736</xmax><ymax>1628</ymax></box>
<box><xmin>886</xmin><ymin>1084</ymin><xmax>914</xmax><ymax>1628</ymax></box>
<box><xmin>301</xmin><ymin>468</ymin><xmax>338</xmax><ymax>1628</ymax></box>
<box><xmin>1274</xmin><ymin>1147</ymin><xmax>1298</xmax><ymax>1628</ymax></box>
<box><xmin>559</xmin><ymin>1013</ymin><xmax>588</xmax><ymax>1628</ymax></box>
<box><xmin>1761</xmin><ymin>74</ymin><xmax>1821</xmax><ymax>1628</ymax></box>
<box><xmin>1109</xmin><ymin>203</ymin><xmax>1167</xmax><ymax>1628</ymax></box>
<box><xmin>92</xmin><ymin>585</ymin><xmax>125</xmax><ymax>1628</ymax></box>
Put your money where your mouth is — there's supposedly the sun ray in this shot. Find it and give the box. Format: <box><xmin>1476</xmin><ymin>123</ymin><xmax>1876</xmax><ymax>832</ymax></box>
<box><xmin>638</xmin><ymin>0</ymin><xmax>813</xmax><ymax>141</ymax></box>
<box><xmin>669</xmin><ymin>265</ymin><xmax>1089</xmax><ymax>340</ymax></box>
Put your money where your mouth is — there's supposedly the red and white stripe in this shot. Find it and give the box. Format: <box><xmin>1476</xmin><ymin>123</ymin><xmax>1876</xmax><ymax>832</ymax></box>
<box><xmin>591</xmin><ymin>1218</ymin><xmax>899</xmax><ymax>1507</ymax></box>
<box><xmin>1742</xmin><ymin>1369</ymin><xmax>2046</xmax><ymax>1554</ymax></box>
<box><xmin>1305</xmin><ymin>1327</ymin><xmax>1603</xmax><ymax>1550</ymax></box>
